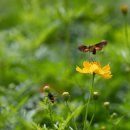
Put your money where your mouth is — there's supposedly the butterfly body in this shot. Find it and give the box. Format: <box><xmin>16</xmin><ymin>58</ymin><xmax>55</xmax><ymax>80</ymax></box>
<box><xmin>78</xmin><ymin>40</ymin><xmax>107</xmax><ymax>54</ymax></box>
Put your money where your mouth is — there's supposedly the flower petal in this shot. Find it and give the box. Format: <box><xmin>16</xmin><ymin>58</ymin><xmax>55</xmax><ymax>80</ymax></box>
<box><xmin>76</xmin><ymin>66</ymin><xmax>83</xmax><ymax>73</ymax></box>
<box><xmin>102</xmin><ymin>64</ymin><xmax>110</xmax><ymax>71</ymax></box>
<box><xmin>83</xmin><ymin>61</ymin><xmax>91</xmax><ymax>68</ymax></box>
<box><xmin>76</xmin><ymin>61</ymin><xmax>112</xmax><ymax>79</ymax></box>
<box><xmin>76</xmin><ymin>66</ymin><xmax>90</xmax><ymax>73</ymax></box>
<box><xmin>102</xmin><ymin>74</ymin><xmax>112</xmax><ymax>79</ymax></box>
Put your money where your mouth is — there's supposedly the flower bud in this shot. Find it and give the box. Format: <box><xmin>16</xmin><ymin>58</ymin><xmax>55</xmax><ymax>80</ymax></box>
<box><xmin>101</xmin><ymin>126</ymin><xmax>106</xmax><ymax>130</ymax></box>
<box><xmin>103</xmin><ymin>101</ymin><xmax>110</xmax><ymax>109</ymax></box>
<box><xmin>111</xmin><ymin>112</ymin><xmax>117</xmax><ymax>119</ymax></box>
<box><xmin>43</xmin><ymin>85</ymin><xmax>50</xmax><ymax>93</ymax></box>
<box><xmin>62</xmin><ymin>92</ymin><xmax>70</xmax><ymax>101</ymax></box>
<box><xmin>92</xmin><ymin>91</ymin><xmax>99</xmax><ymax>100</ymax></box>
<box><xmin>120</xmin><ymin>4</ymin><xmax>128</xmax><ymax>15</ymax></box>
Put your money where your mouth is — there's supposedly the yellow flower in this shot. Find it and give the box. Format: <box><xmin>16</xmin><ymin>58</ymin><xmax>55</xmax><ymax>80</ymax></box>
<box><xmin>76</xmin><ymin>61</ymin><xmax>112</xmax><ymax>79</ymax></box>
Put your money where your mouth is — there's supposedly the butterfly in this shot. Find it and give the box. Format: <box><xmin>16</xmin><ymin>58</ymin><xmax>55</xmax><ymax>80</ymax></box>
<box><xmin>78</xmin><ymin>40</ymin><xmax>107</xmax><ymax>55</ymax></box>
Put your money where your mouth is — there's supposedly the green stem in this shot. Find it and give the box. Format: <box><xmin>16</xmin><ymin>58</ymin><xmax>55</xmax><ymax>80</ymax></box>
<box><xmin>124</xmin><ymin>15</ymin><xmax>129</xmax><ymax>49</ymax></box>
<box><xmin>48</xmin><ymin>102</ymin><xmax>53</xmax><ymax>125</ymax></box>
<box><xmin>124</xmin><ymin>15</ymin><xmax>130</xmax><ymax>64</ymax></box>
<box><xmin>105</xmin><ymin>107</ymin><xmax>110</xmax><ymax>121</ymax></box>
<box><xmin>83</xmin><ymin>73</ymin><xmax>95</xmax><ymax>130</ymax></box>
<box><xmin>113</xmin><ymin>123</ymin><xmax>117</xmax><ymax>130</ymax></box>
<box><xmin>124</xmin><ymin>15</ymin><xmax>130</xmax><ymax>73</ymax></box>
<box><xmin>123</xmin><ymin>15</ymin><xmax>130</xmax><ymax>87</ymax></box>
<box><xmin>65</xmin><ymin>101</ymin><xmax>78</xmax><ymax>130</ymax></box>
<box><xmin>65</xmin><ymin>23</ymin><xmax>71</xmax><ymax>65</ymax></box>
<box><xmin>87</xmin><ymin>100</ymin><xmax>97</xmax><ymax>130</ymax></box>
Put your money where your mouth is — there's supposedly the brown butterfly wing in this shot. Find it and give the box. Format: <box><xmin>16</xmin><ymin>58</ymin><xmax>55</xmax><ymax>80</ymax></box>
<box><xmin>78</xmin><ymin>40</ymin><xmax>107</xmax><ymax>54</ymax></box>
<box><xmin>78</xmin><ymin>45</ymin><xmax>89</xmax><ymax>52</ymax></box>
<box><xmin>94</xmin><ymin>40</ymin><xmax>107</xmax><ymax>50</ymax></box>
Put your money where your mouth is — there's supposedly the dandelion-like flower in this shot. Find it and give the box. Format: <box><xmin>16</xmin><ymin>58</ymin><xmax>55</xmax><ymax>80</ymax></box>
<box><xmin>62</xmin><ymin>92</ymin><xmax>70</xmax><ymax>101</ymax></box>
<box><xmin>76</xmin><ymin>61</ymin><xmax>112</xmax><ymax>79</ymax></box>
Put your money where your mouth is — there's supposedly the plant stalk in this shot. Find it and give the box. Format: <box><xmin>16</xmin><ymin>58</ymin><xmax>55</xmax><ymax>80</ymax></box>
<box><xmin>83</xmin><ymin>73</ymin><xmax>95</xmax><ymax>130</ymax></box>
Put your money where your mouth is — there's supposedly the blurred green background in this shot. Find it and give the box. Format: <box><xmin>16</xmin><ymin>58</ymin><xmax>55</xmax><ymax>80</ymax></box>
<box><xmin>0</xmin><ymin>0</ymin><xmax>130</xmax><ymax>130</ymax></box>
